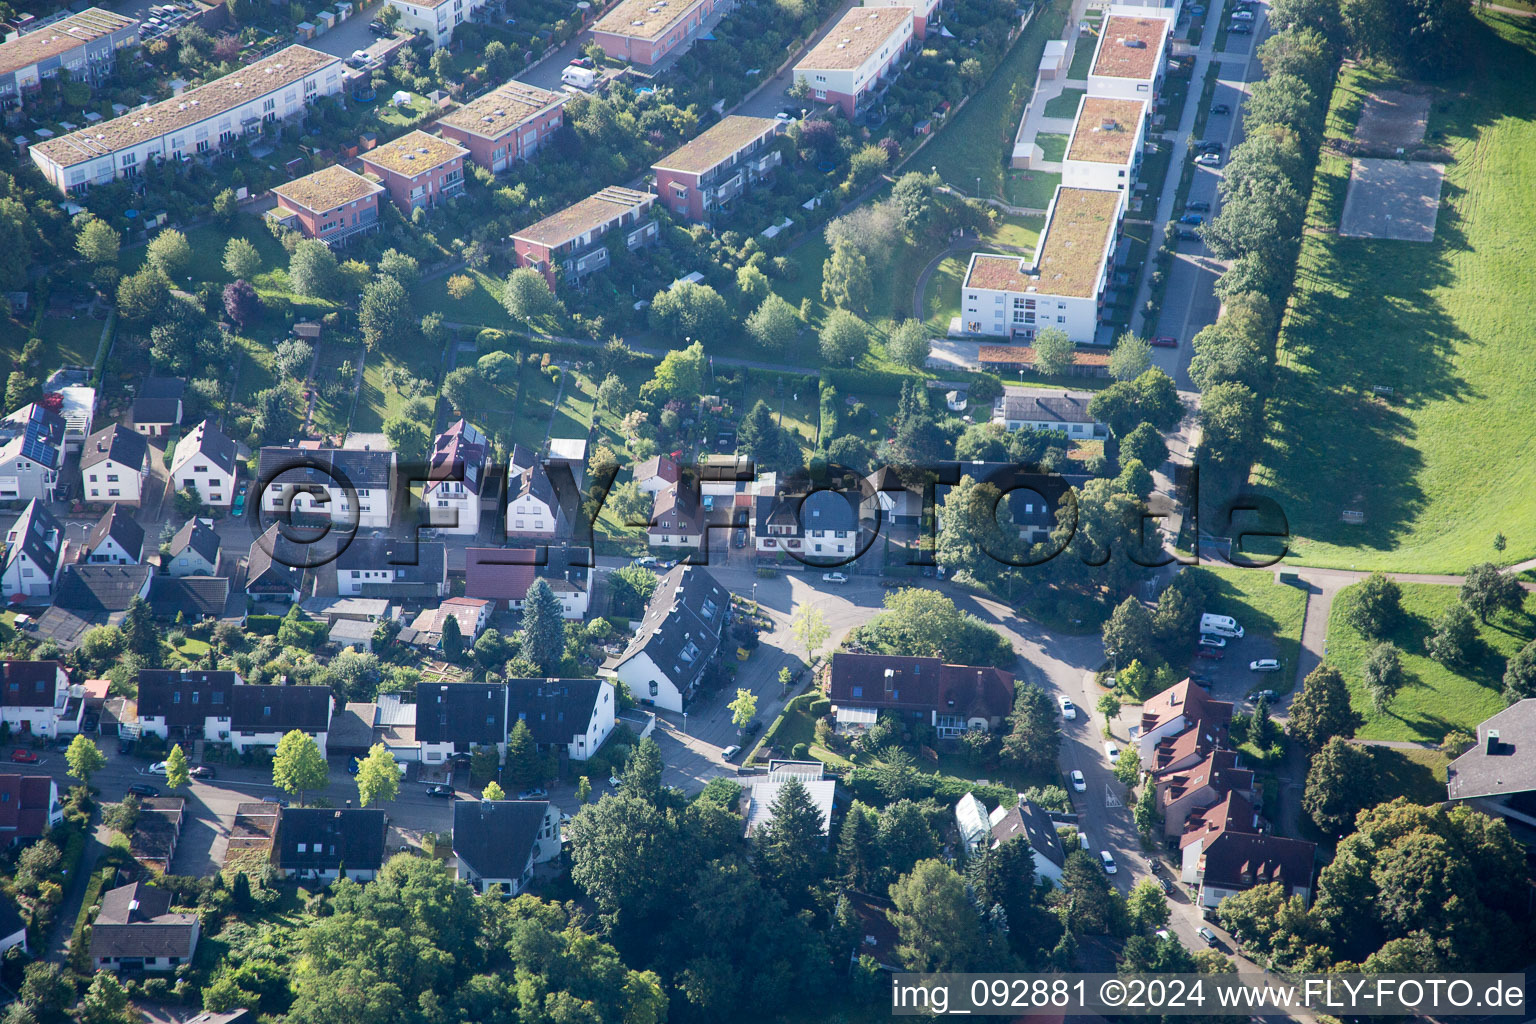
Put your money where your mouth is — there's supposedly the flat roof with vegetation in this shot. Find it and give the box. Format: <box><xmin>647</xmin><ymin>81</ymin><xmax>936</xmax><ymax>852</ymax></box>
<box><xmin>435</xmin><ymin>80</ymin><xmax>564</xmax><ymax>139</ymax></box>
<box><xmin>359</xmin><ymin>129</ymin><xmax>468</xmax><ymax>176</ymax></box>
<box><xmin>965</xmin><ymin>186</ymin><xmax>1120</xmax><ymax>298</ymax></box>
<box><xmin>652</xmin><ymin>116</ymin><xmax>780</xmax><ymax>175</ymax></box>
<box><xmin>1093</xmin><ymin>14</ymin><xmax>1167</xmax><ymax>80</ymax></box>
<box><xmin>513</xmin><ymin>185</ymin><xmax>654</xmax><ymax>248</ymax></box>
<box><xmin>594</xmin><ymin>0</ymin><xmax>709</xmax><ymax>43</ymax></box>
<box><xmin>1067</xmin><ymin>96</ymin><xmax>1146</xmax><ymax>164</ymax></box>
<box><xmin>272</xmin><ymin>164</ymin><xmax>384</xmax><ymax>214</ymax></box>
<box><xmin>0</xmin><ymin>8</ymin><xmax>136</xmax><ymax>78</ymax></box>
<box><xmin>797</xmin><ymin>7</ymin><xmax>912</xmax><ymax>71</ymax></box>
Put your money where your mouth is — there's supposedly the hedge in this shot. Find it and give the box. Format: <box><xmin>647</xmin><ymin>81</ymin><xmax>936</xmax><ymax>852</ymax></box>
<box><xmin>246</xmin><ymin>614</ymin><xmax>283</xmax><ymax>636</ymax></box>
<box><xmin>844</xmin><ymin>767</ymin><xmax>1016</xmax><ymax>809</ymax></box>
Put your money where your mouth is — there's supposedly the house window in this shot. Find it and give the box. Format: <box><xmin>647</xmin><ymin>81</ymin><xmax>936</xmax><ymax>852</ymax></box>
<box><xmin>851</xmin><ymin>686</ymin><xmax>862</xmax><ymax>697</ymax></box>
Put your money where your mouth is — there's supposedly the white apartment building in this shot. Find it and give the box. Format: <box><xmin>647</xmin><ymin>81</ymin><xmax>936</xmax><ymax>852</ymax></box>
<box><xmin>1086</xmin><ymin>7</ymin><xmax>1171</xmax><ymax>102</ymax></box>
<box><xmin>385</xmin><ymin>0</ymin><xmax>485</xmax><ymax>48</ymax></box>
<box><xmin>793</xmin><ymin>7</ymin><xmax>913</xmax><ymax>117</ymax></box>
<box><xmin>29</xmin><ymin>45</ymin><xmax>344</xmax><ymax>194</ymax></box>
<box><xmin>1061</xmin><ymin>95</ymin><xmax>1147</xmax><ymax>192</ymax></box>
<box><xmin>960</xmin><ymin>186</ymin><xmax>1123</xmax><ymax>343</ymax></box>
<box><xmin>257</xmin><ymin>446</ymin><xmax>397</xmax><ymax>529</ymax></box>
<box><xmin>0</xmin><ymin>404</ymin><xmax>64</xmax><ymax>503</ymax></box>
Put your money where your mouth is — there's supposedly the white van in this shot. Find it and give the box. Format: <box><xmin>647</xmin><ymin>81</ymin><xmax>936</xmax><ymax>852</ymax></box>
<box><xmin>561</xmin><ymin>65</ymin><xmax>598</xmax><ymax>90</ymax></box>
<box><xmin>1199</xmin><ymin>613</ymin><xmax>1243</xmax><ymax>638</ymax></box>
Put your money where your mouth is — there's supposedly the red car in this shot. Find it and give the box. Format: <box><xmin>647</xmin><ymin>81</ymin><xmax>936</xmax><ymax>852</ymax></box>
<box><xmin>10</xmin><ymin>749</ymin><xmax>38</xmax><ymax>763</ymax></box>
<box><xmin>1152</xmin><ymin>336</ymin><xmax>1178</xmax><ymax>348</ymax></box>
<box><xmin>1195</xmin><ymin>648</ymin><xmax>1225</xmax><ymax>660</ymax></box>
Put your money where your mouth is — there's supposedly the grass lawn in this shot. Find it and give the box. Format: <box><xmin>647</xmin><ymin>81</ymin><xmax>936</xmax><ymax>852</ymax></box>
<box><xmin>1372</xmin><ymin>745</ymin><xmax>1452</xmax><ymax>805</ymax></box>
<box><xmin>1324</xmin><ymin>582</ymin><xmax>1532</xmax><ymax>743</ymax></box>
<box><xmin>1067</xmin><ymin>31</ymin><xmax>1097</xmax><ymax>80</ymax></box>
<box><xmin>921</xmin><ymin>254</ymin><xmax>970</xmax><ymax>336</ymax></box>
<box><xmin>411</xmin><ymin>267</ymin><xmax>509</xmax><ymax>329</ymax></box>
<box><xmin>925</xmin><ymin>0</ymin><xmax>1072</xmax><ymax>201</ymax></box>
<box><xmin>1005</xmin><ymin>169</ymin><xmax>1062</xmax><ymax>210</ymax></box>
<box><xmin>32</xmin><ymin>315</ymin><xmax>105</xmax><ymax>371</ymax></box>
<box><xmin>1252</xmin><ymin>18</ymin><xmax>1536</xmax><ymax>572</ymax></box>
<box><xmin>356</xmin><ymin>340</ymin><xmax>444</xmax><ymax>434</ymax></box>
<box><xmin>991</xmin><ymin>213</ymin><xmax>1045</xmax><ymax>252</ymax></box>
<box><xmin>1043</xmin><ymin>88</ymin><xmax>1086</xmax><ymax>119</ymax></box>
<box><xmin>1036</xmin><ymin>132</ymin><xmax>1070</xmax><ymax>162</ymax></box>
<box><xmin>1184</xmin><ymin>565</ymin><xmax>1307</xmax><ymax>693</ymax></box>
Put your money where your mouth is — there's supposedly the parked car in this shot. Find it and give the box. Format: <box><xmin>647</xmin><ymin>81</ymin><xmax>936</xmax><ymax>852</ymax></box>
<box><xmin>348</xmin><ymin>758</ymin><xmax>361</xmax><ymax>775</ymax></box>
<box><xmin>1198</xmin><ymin>635</ymin><xmax>1227</xmax><ymax>648</ymax></box>
<box><xmin>189</xmin><ymin>765</ymin><xmax>215</xmax><ymax>779</ymax></box>
<box><xmin>721</xmin><ymin>744</ymin><xmax>741</xmax><ymax>760</ymax></box>
<box><xmin>822</xmin><ymin>572</ymin><xmax>849</xmax><ymax>583</ymax></box>
<box><xmin>1195</xmin><ymin>152</ymin><xmax>1223</xmax><ymax>167</ymax></box>
<box><xmin>1200</xmin><ymin>142</ymin><xmax>1224</xmax><ymax>154</ymax></box>
<box><xmin>733</xmin><ymin>529</ymin><xmax>748</xmax><ymax>548</ymax></box>
<box><xmin>740</xmin><ymin>720</ymin><xmax>762</xmax><ymax>738</ymax></box>
<box><xmin>1250</xmin><ymin>689</ymin><xmax>1276</xmax><ymax>701</ymax></box>
<box><xmin>118</xmin><ymin>739</ymin><xmax>134</xmax><ymax>755</ymax></box>
<box><xmin>516</xmin><ymin>788</ymin><xmax>548</xmax><ymax>800</ymax></box>
<box><xmin>1103</xmin><ymin>742</ymin><xmax>1120</xmax><ymax>760</ymax></box>
<box><xmin>1100</xmin><ymin>850</ymin><xmax>1118</xmax><ymax>874</ymax></box>
<box><xmin>1176</xmin><ymin>228</ymin><xmax>1201</xmax><ymax>241</ymax></box>
<box><xmin>1186</xmin><ymin>200</ymin><xmax>1212</xmax><ymax>212</ymax></box>
<box><xmin>1231</xmin><ymin>8</ymin><xmax>1254</xmax><ymax>18</ymax></box>
<box><xmin>1228</xmin><ymin>22</ymin><xmax>1252</xmax><ymax>33</ymax></box>
<box><xmin>1190</xmin><ymin>671</ymin><xmax>1215</xmax><ymax>685</ymax></box>
<box><xmin>1059</xmin><ymin>696</ymin><xmax>1076</xmax><ymax>720</ymax></box>
<box><xmin>568</xmin><ymin>56</ymin><xmax>593</xmax><ymax>67</ymax></box>
<box><xmin>1156</xmin><ymin>928</ymin><xmax>1172</xmax><ymax>940</ymax></box>
<box><xmin>1159</xmin><ymin>875</ymin><xmax>1176</xmax><ymax>895</ymax></box>
<box><xmin>608</xmin><ymin>774</ymin><xmax>621</xmax><ymax>787</ymax></box>
<box><xmin>9</xmin><ymin>750</ymin><xmax>37</xmax><ymax>763</ymax></box>
<box><xmin>634</xmin><ymin>556</ymin><xmax>659</xmax><ymax>569</ymax></box>
<box><xmin>1152</xmin><ymin>335</ymin><xmax>1178</xmax><ymax>347</ymax></box>
<box><xmin>1070</xmin><ymin>770</ymin><xmax>1087</xmax><ymax>792</ymax></box>
<box><xmin>1179</xmin><ymin>213</ymin><xmax>1204</xmax><ymax>225</ymax></box>
<box><xmin>1196</xmin><ymin>647</ymin><xmax>1225</xmax><ymax>660</ymax></box>
<box><xmin>1211</xmin><ymin>103</ymin><xmax>1232</xmax><ymax>115</ymax></box>
<box><xmin>426</xmin><ymin>784</ymin><xmax>455</xmax><ymax>799</ymax></box>
<box><xmin>368</xmin><ymin>18</ymin><xmax>388</xmax><ymax>34</ymax></box>
<box><xmin>127</xmin><ymin>783</ymin><xmax>159</xmax><ymax>797</ymax></box>
<box><xmin>1250</xmin><ymin>658</ymin><xmax>1281</xmax><ymax>673</ymax></box>
<box><xmin>148</xmin><ymin>761</ymin><xmax>168</xmax><ymax>775</ymax></box>
<box><xmin>1198</xmin><ymin>927</ymin><xmax>1219</xmax><ymax>945</ymax></box>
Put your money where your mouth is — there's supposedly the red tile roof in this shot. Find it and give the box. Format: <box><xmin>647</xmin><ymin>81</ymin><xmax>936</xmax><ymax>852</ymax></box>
<box><xmin>0</xmin><ymin>774</ymin><xmax>54</xmax><ymax>838</ymax></box>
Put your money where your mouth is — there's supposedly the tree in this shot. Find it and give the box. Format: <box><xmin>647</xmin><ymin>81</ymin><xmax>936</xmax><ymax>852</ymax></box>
<box><xmin>753</xmin><ymin>777</ymin><xmax>831</xmax><ymax>910</ymax></box>
<box><xmin>441</xmin><ymin>611</ymin><xmax>464</xmax><ymax>662</ymax></box>
<box><xmin>502</xmin><ymin>267</ymin><xmax>563</xmax><ymax>326</ymax></box>
<box><xmin>1097</xmin><ymin>692</ymin><xmax>1122</xmax><ymax>723</ymax></box>
<box><xmin>646</xmin><ymin>340</ymin><xmax>706</xmax><ymax>402</ymax></box>
<box><xmin>506</xmin><ymin>718</ymin><xmax>541</xmax><ymax>789</ymax></box>
<box><xmin>1032</xmin><ymin>327</ymin><xmax>1076</xmax><ymax>377</ymax></box>
<box><xmin>1000</xmin><ymin>683</ymin><xmax>1060</xmax><ymax>775</ymax></box>
<box><xmin>648</xmin><ymin>281</ymin><xmax>730</xmax><ymax>341</ymax></box>
<box><xmin>1134</xmin><ymin>782</ymin><xmax>1159</xmax><ymax>837</ymax></box>
<box><xmin>1503</xmin><ymin>639</ymin><xmax>1536</xmax><ymax>703</ymax></box>
<box><xmin>821</xmin><ymin>239</ymin><xmax>872</xmax><ymax>313</ymax></box>
<box><xmin>1058</xmin><ymin>848</ymin><xmax>1119</xmax><ymax>934</ymax></box>
<box><xmin>1126</xmin><ymin>876</ymin><xmax>1170</xmax><ymax>931</ymax></box>
<box><xmin>1088</xmin><ymin>368</ymin><xmax>1184</xmax><ymax>435</ymax></box>
<box><xmin>791</xmin><ymin>605</ymin><xmax>830</xmax><ymax>661</ymax></box>
<box><xmin>519</xmin><ymin>578</ymin><xmax>565</xmax><ymax>674</ymax></box>
<box><xmin>358</xmin><ymin>274</ymin><xmax>411</xmax><ymax>351</ymax></box>
<box><xmin>1119</xmin><ymin>422</ymin><xmax>1167</xmax><ymax>473</ymax></box>
<box><xmin>596</xmin><ymin>372</ymin><xmax>630</xmax><ymax>412</ymax></box>
<box><xmin>223</xmin><ymin>278</ymin><xmax>261</xmax><ymax>327</ymax></box>
<box><xmin>164</xmin><ymin>743</ymin><xmax>190</xmax><ymax>790</ymax></box>
<box><xmin>272</xmin><ymin>730</ymin><xmax>328</xmax><ymax>806</ymax></box>
<box><xmin>1304</xmin><ymin>737</ymin><xmax>1378</xmax><ymax>834</ymax></box>
<box><xmin>77</xmin><ymin>972</ymin><xmax>133</xmax><ymax>1024</ymax></box>
<box><xmin>213</xmin><ymin>187</ymin><xmax>238</xmax><ymax>225</ymax></box>
<box><xmin>855</xmin><ymin>588</ymin><xmax>1013</xmax><ymax>665</ymax></box>
<box><xmin>1426</xmin><ymin>601</ymin><xmax>1478</xmax><ymax>667</ymax></box>
<box><xmin>1198</xmin><ymin>381</ymin><xmax>1260</xmax><ymax>465</ymax></box>
<box><xmin>146</xmin><ymin>228</ymin><xmax>192</xmax><ymax>279</ymax></box>
<box><xmin>19</xmin><ymin>962</ymin><xmax>73</xmax><ymax>1020</ymax></box>
<box><xmin>75</xmin><ymin>216</ymin><xmax>120</xmax><ymax>267</ymax></box>
<box><xmin>288</xmin><ymin>239</ymin><xmax>340</xmax><ymax>299</ymax></box>
<box><xmin>377</xmin><ymin>248</ymin><xmax>418</xmax><ymax>284</ymax></box>
<box><xmin>886</xmin><ymin>318</ymin><xmax>930</xmax><ymax>368</ymax></box>
<box><xmin>576</xmin><ymin>775</ymin><xmax>592</xmax><ymax>804</ymax></box>
<box><xmin>738</xmin><ymin>400</ymin><xmax>797</xmax><ymax>472</ymax></box>
<box><xmin>1346</xmin><ymin>572</ymin><xmax>1403</xmax><ymax>638</ymax></box>
<box><xmin>1102</xmin><ymin>596</ymin><xmax>1157</xmax><ymax>668</ymax></box>
<box><xmin>745</xmin><ymin>293</ymin><xmax>800</xmax><ymax>353</ymax></box>
<box><xmin>1461</xmin><ymin>562</ymin><xmax>1524</xmax><ymax>623</ymax></box>
<box><xmin>889</xmin><ymin>171</ymin><xmax>940</xmax><ymax>235</ymax></box>
<box><xmin>1363</xmin><ymin>642</ymin><xmax>1404</xmax><ymax>712</ymax></box>
<box><xmin>888</xmin><ymin>859</ymin><xmax>989</xmax><ymax>972</ymax></box>
<box><xmin>935</xmin><ymin>476</ymin><xmax>1010</xmax><ymax>585</ymax></box>
<box><xmin>223</xmin><ymin>236</ymin><xmax>261</xmax><ymax>280</ymax></box>
<box><xmin>122</xmin><ymin>596</ymin><xmax>161</xmax><ymax>663</ymax></box>
<box><xmin>607</xmin><ymin>564</ymin><xmax>659</xmax><ymax>616</ymax></box>
<box><xmin>1108</xmin><ymin>332</ymin><xmax>1152</xmax><ymax>381</ymax></box>
<box><xmin>819</xmin><ymin>309</ymin><xmax>870</xmax><ymax>365</ymax></box>
<box><xmin>1287</xmin><ymin>664</ymin><xmax>1359</xmax><ymax>752</ymax></box>
<box><xmin>1113</xmin><ymin>745</ymin><xmax>1141</xmax><ymax>787</ymax></box>
<box><xmin>116</xmin><ymin>266</ymin><xmax>169</xmax><ymax>321</ymax></box>
<box><xmin>65</xmin><ymin>734</ymin><xmax>106</xmax><ymax>785</ymax></box>
<box><xmin>355</xmin><ymin>743</ymin><xmax>400</xmax><ymax>807</ymax></box>
<box><xmin>620</xmin><ymin>736</ymin><xmax>664</xmax><ymax>802</ymax></box>
<box><xmin>727</xmin><ymin>688</ymin><xmax>758</xmax><ymax>732</ymax></box>
<box><xmin>273</xmin><ymin>337</ymin><xmax>313</xmax><ymax>379</ymax></box>
<box><xmin>383</xmin><ymin>415</ymin><xmax>430</xmax><ymax>463</ymax></box>
<box><xmin>481</xmin><ymin>780</ymin><xmax>506</xmax><ymax>800</ymax></box>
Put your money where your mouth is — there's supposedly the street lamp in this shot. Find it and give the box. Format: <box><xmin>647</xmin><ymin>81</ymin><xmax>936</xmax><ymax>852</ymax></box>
<box><xmin>682</xmin><ymin>712</ymin><xmax>688</xmax><ymax>735</ymax></box>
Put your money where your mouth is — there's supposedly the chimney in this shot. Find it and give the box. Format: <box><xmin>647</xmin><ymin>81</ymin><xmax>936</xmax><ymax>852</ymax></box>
<box><xmin>1487</xmin><ymin>729</ymin><xmax>1501</xmax><ymax>755</ymax></box>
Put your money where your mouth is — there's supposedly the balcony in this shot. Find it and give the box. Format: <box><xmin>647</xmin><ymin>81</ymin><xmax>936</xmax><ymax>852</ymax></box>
<box><xmin>624</xmin><ymin>219</ymin><xmax>657</xmax><ymax>251</ymax></box>
<box><xmin>566</xmin><ymin>246</ymin><xmax>610</xmax><ymax>279</ymax></box>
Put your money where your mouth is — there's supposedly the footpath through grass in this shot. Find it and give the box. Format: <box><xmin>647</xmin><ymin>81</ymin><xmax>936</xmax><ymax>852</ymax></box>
<box><xmin>1252</xmin><ymin>17</ymin><xmax>1536</xmax><ymax>573</ymax></box>
<box><xmin>1324</xmin><ymin>583</ymin><xmax>1534</xmax><ymax>743</ymax></box>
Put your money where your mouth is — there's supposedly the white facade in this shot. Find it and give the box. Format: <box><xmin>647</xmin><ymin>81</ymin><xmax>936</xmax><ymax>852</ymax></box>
<box><xmin>793</xmin><ymin>9</ymin><xmax>914</xmax><ymax>114</ymax></box>
<box><xmin>1085</xmin><ymin>8</ymin><xmax>1171</xmax><ymax>102</ymax></box>
<box><xmin>0</xmin><ymin>443</ymin><xmax>59</xmax><ymax>503</ymax></box>
<box><xmin>610</xmin><ymin>650</ymin><xmax>685</xmax><ymax>714</ymax></box>
<box><xmin>424</xmin><ymin>475</ymin><xmax>480</xmax><ymax>534</ymax></box>
<box><xmin>507</xmin><ymin>581</ymin><xmax>588</xmax><ymax>620</ymax></box>
<box><xmin>264</xmin><ymin>471</ymin><xmax>395</xmax><ymax>528</ymax></box>
<box><xmin>0</xmin><ymin>549</ymin><xmax>54</xmax><ymax>599</ymax></box>
<box><xmin>0</xmin><ymin>667</ymin><xmax>72</xmax><ymax>739</ymax></box>
<box><xmin>170</xmin><ymin>427</ymin><xmax>237</xmax><ymax>509</ymax></box>
<box><xmin>506</xmin><ymin>491</ymin><xmax>557</xmax><ymax>537</ymax></box>
<box><xmin>82</xmin><ymin>453</ymin><xmax>145</xmax><ymax>505</ymax></box>
<box><xmin>386</xmin><ymin>0</ymin><xmax>486</xmax><ymax>48</ymax></box>
<box><xmin>137</xmin><ymin>713</ymin><xmax>230</xmax><ymax>744</ymax></box>
<box><xmin>336</xmin><ymin>566</ymin><xmax>447</xmax><ymax>597</ymax></box>
<box><xmin>1060</xmin><ymin>97</ymin><xmax>1147</xmax><ymax>192</ymax></box>
<box><xmin>231</xmin><ymin>725</ymin><xmax>328</xmax><ymax>758</ymax></box>
<box><xmin>570</xmin><ymin>680</ymin><xmax>615</xmax><ymax>761</ymax></box>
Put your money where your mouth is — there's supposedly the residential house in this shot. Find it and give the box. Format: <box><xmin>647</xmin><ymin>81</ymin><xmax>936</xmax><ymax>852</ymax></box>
<box><xmin>648</xmin><ymin>480</ymin><xmax>702</xmax><ymax>550</ymax></box>
<box><xmin>244</xmin><ymin>524</ymin><xmax>307</xmax><ymax>602</ymax></box>
<box><xmin>170</xmin><ymin>420</ymin><xmax>238</xmax><ymax>509</ymax></box>
<box><xmin>50</xmin><ymin>563</ymin><xmax>151</xmax><ymax>618</ymax></box>
<box><xmin>30</xmin><ymin>46</ymin><xmax>345</xmax><ymax>194</ymax></box>
<box><xmin>753</xmin><ymin>486</ymin><xmax>864</xmax><ymax>562</ymax></box>
<box><xmin>358</xmin><ymin>129</ymin><xmax>468</xmax><ymax>213</ymax></box>
<box><xmin>865</xmin><ymin>465</ymin><xmax>923</xmax><ymax>528</ymax></box>
<box><xmin>0</xmin><ymin>499</ymin><xmax>64</xmax><ymax>598</ymax></box>
<box><xmin>0</xmin><ymin>661</ymin><xmax>78</xmax><ymax>739</ymax></box>
<box><xmin>272</xmin><ymin>807</ymin><xmax>387</xmax><ymax>882</ymax></box>
<box><xmin>1155</xmin><ymin>748</ymin><xmax>1255</xmax><ymax>839</ymax></box>
<box><xmin>0</xmin><ymin>8</ymin><xmax>139</xmax><ymax>112</ymax></box>
<box><xmin>1131</xmin><ymin>678</ymin><xmax>1233</xmax><ymax>765</ymax></box>
<box><xmin>956</xmin><ymin>794</ymin><xmax>1068</xmax><ymax>884</ymax></box>
<box><xmin>435</xmin><ymin>80</ymin><xmax>566</xmax><ymax>171</ymax></box>
<box><xmin>0</xmin><ymin>773</ymin><xmax>61</xmax><ymax>842</ymax></box>
<box><xmin>505</xmin><ymin>444</ymin><xmax>579</xmax><ymax>541</ymax></box>
<box><xmin>128</xmin><ymin>796</ymin><xmax>186</xmax><ymax>872</ymax></box>
<box><xmin>422</xmin><ymin>419</ymin><xmax>489</xmax><ymax>535</ymax></box>
<box><xmin>512</xmin><ymin>186</ymin><xmax>657</xmax><ymax>290</ymax></box>
<box><xmin>634</xmin><ymin>454</ymin><xmax>680</xmax><ymax>494</ymax></box>
<box><xmin>792</xmin><ymin>8</ymin><xmax>914</xmax><ymax>117</ymax></box>
<box><xmin>959</xmin><ymin>186</ymin><xmax>1124</xmax><ymax>344</ymax></box>
<box><xmin>506</xmin><ymin>677</ymin><xmax>615</xmax><ymax>761</ymax></box>
<box><xmin>269</xmin><ymin>164</ymin><xmax>385</xmax><ymax>245</ymax></box>
<box><xmin>333</xmin><ymin>537</ymin><xmax>447</xmax><ymax>599</ymax></box>
<box><xmin>167</xmin><ymin>518</ymin><xmax>220</xmax><ymax>576</ymax></box>
<box><xmin>0</xmin><ymin>403</ymin><xmax>64</xmax><ymax>502</ymax></box>
<box><xmin>136</xmin><ymin>669</ymin><xmax>240</xmax><ymax>743</ymax></box>
<box><xmin>1061</xmin><ymin>95</ymin><xmax>1147</xmax><ymax>192</ymax></box>
<box><xmin>862</xmin><ymin>0</ymin><xmax>941</xmax><ymax>37</ymax></box>
<box><xmin>257</xmin><ymin>445</ymin><xmax>397</xmax><ymax>528</ymax></box>
<box><xmin>0</xmin><ymin>894</ymin><xmax>26</xmax><ymax>957</ymax></box>
<box><xmin>129</xmin><ymin>376</ymin><xmax>185</xmax><ymax>438</ymax></box>
<box><xmin>652</xmin><ymin>116</ymin><xmax>784</xmax><ymax>222</ymax></box>
<box><xmin>590</xmin><ymin>0</ymin><xmax>725</xmax><ymax>66</ymax></box>
<box><xmin>416</xmin><ymin>681</ymin><xmax>508</xmax><ymax>764</ymax></box>
<box><xmin>330</xmin><ymin>694</ymin><xmax>418</xmax><ymax>763</ymax></box>
<box><xmin>826</xmin><ymin>652</ymin><xmax>1014</xmax><ymax>738</ymax></box>
<box><xmin>89</xmin><ymin>882</ymin><xmax>199</xmax><ymax>972</ymax></box>
<box><xmin>464</xmin><ymin>545</ymin><xmax>590</xmax><ymax>619</ymax></box>
<box><xmin>229</xmin><ymin>684</ymin><xmax>333</xmax><ymax>756</ymax></box>
<box><xmin>838</xmin><ymin>891</ymin><xmax>902</xmax><ymax>971</ymax></box>
<box><xmin>452</xmin><ymin>799</ymin><xmax>560</xmax><ymax>895</ymax></box>
<box><xmin>146</xmin><ymin>575</ymin><xmax>231</xmax><ymax>622</ymax></box>
<box><xmin>384</xmin><ymin>0</ymin><xmax>487</xmax><ymax>48</ymax></box>
<box><xmin>78</xmin><ymin>505</ymin><xmax>144</xmax><ymax>565</ymax></box>
<box><xmin>1447</xmin><ymin>700</ymin><xmax>1536</xmax><ymax>830</ymax></box>
<box><xmin>1178</xmin><ymin>791</ymin><xmax>1316</xmax><ymax>908</ymax></box>
<box><xmin>407</xmin><ymin>597</ymin><xmax>492</xmax><ymax>647</ymax></box>
<box><xmin>742</xmin><ymin>761</ymin><xmax>837</xmax><ymax>838</ymax></box>
<box><xmin>80</xmin><ymin>423</ymin><xmax>148</xmax><ymax>505</ymax></box>
<box><xmin>607</xmin><ymin>564</ymin><xmax>728</xmax><ymax>712</ymax></box>
<box><xmin>994</xmin><ymin>391</ymin><xmax>1107</xmax><ymax>440</ymax></box>
<box><xmin>1087</xmin><ymin>7</ymin><xmax>1171</xmax><ymax>103</ymax></box>
<box><xmin>546</xmin><ymin>438</ymin><xmax>588</xmax><ymax>490</ymax></box>
<box><xmin>50</xmin><ymin>377</ymin><xmax>95</xmax><ymax>452</ymax></box>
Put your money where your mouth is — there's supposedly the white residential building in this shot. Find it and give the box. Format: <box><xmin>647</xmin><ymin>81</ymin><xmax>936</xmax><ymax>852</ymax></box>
<box><xmin>505</xmin><ymin>443</ymin><xmax>576</xmax><ymax>540</ymax></box>
<box><xmin>258</xmin><ymin>445</ymin><xmax>397</xmax><ymax>529</ymax></box>
<box><xmin>0</xmin><ymin>500</ymin><xmax>64</xmax><ymax>599</ymax></box>
<box><xmin>422</xmin><ymin>419</ymin><xmax>488</xmax><ymax>535</ymax></box>
<box><xmin>385</xmin><ymin>0</ymin><xmax>486</xmax><ymax>48</ymax></box>
<box><xmin>170</xmin><ymin>420</ymin><xmax>238</xmax><ymax>509</ymax></box>
<box><xmin>1086</xmin><ymin>7</ymin><xmax>1171</xmax><ymax>102</ymax></box>
<box><xmin>506</xmin><ymin>678</ymin><xmax>615</xmax><ymax>762</ymax></box>
<box><xmin>227</xmin><ymin>684</ymin><xmax>332</xmax><ymax>757</ymax></box>
<box><xmin>607</xmin><ymin>565</ymin><xmax>728</xmax><ymax>712</ymax></box>
<box><xmin>1061</xmin><ymin>95</ymin><xmax>1147</xmax><ymax>192</ymax></box>
<box><xmin>994</xmin><ymin>391</ymin><xmax>1108</xmax><ymax>439</ymax></box>
<box><xmin>0</xmin><ymin>661</ymin><xmax>74</xmax><ymax>739</ymax></box>
<box><xmin>80</xmin><ymin>424</ymin><xmax>148</xmax><ymax>505</ymax></box>
<box><xmin>0</xmin><ymin>404</ymin><xmax>64</xmax><ymax>503</ymax></box>
<box><xmin>792</xmin><ymin>7</ymin><xmax>914</xmax><ymax>117</ymax></box>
